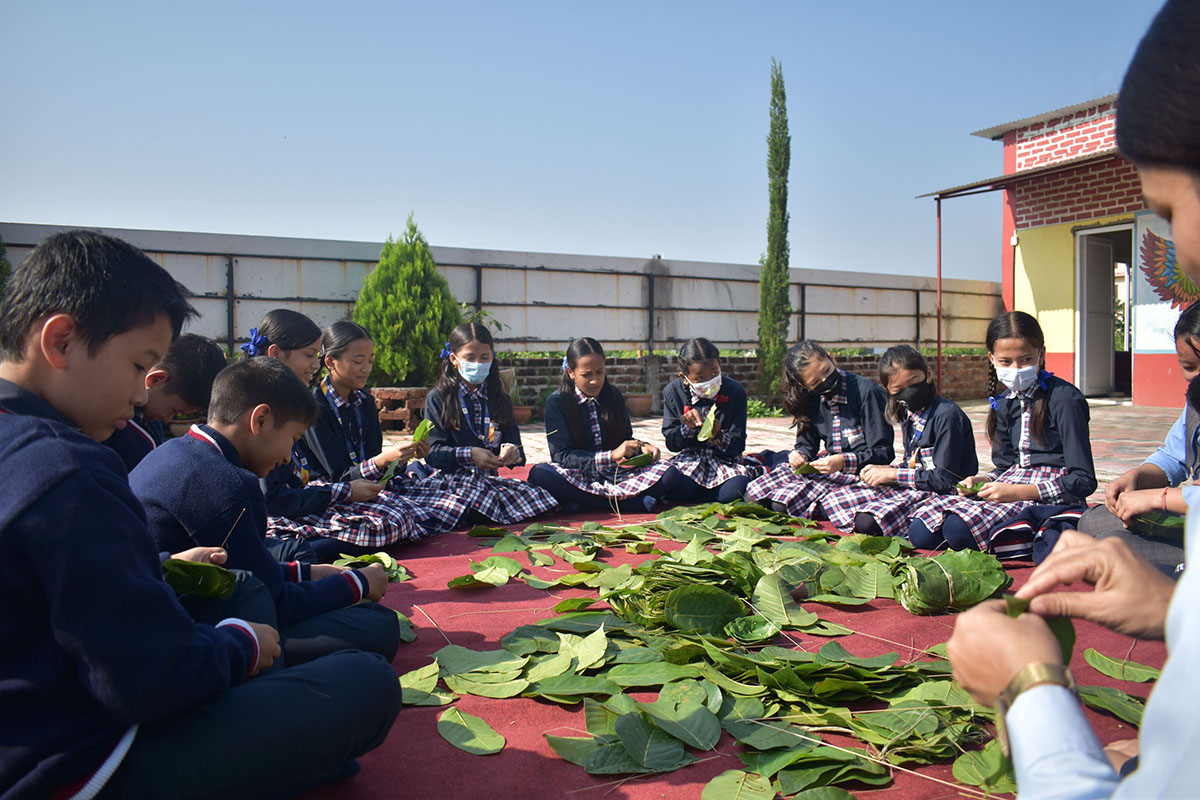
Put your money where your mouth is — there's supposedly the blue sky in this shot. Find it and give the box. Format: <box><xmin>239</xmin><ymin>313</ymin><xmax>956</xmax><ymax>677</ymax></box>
<box><xmin>0</xmin><ymin>1</ymin><xmax>1164</xmax><ymax>280</ymax></box>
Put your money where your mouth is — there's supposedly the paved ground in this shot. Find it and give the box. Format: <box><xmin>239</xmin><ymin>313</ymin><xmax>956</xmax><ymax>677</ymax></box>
<box><xmin>388</xmin><ymin>400</ymin><xmax>1180</xmax><ymax>502</ymax></box>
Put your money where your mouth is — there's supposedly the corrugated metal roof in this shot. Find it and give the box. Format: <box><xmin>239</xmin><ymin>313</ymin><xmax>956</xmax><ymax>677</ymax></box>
<box><xmin>971</xmin><ymin>93</ymin><xmax>1119</xmax><ymax>141</ymax></box>
<box><xmin>916</xmin><ymin>149</ymin><xmax>1120</xmax><ymax>199</ymax></box>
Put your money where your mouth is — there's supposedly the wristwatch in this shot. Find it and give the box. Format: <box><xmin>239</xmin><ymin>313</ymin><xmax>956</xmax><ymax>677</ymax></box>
<box><xmin>994</xmin><ymin>662</ymin><xmax>1077</xmax><ymax>756</ymax></box>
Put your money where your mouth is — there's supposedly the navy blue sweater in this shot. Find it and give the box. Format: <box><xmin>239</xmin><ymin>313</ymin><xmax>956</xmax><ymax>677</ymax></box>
<box><xmin>794</xmin><ymin>370</ymin><xmax>894</xmax><ymax>471</ymax></box>
<box><xmin>130</xmin><ymin>425</ymin><xmax>369</xmax><ymax>626</ymax></box>
<box><xmin>303</xmin><ymin>384</ymin><xmax>385</xmax><ymax>482</ymax></box>
<box><xmin>545</xmin><ymin>386</ymin><xmax>633</xmax><ymax>480</ymax></box>
<box><xmin>662</xmin><ymin>376</ymin><xmax>748</xmax><ymax>459</ymax></box>
<box><xmin>101</xmin><ymin>406</ymin><xmax>163</xmax><ymax>473</ymax></box>
<box><xmin>990</xmin><ymin>375</ymin><xmax>1097</xmax><ymax>502</ymax></box>
<box><xmin>262</xmin><ymin>448</ymin><xmax>338</xmax><ymax>520</ymax></box>
<box><xmin>898</xmin><ymin>395</ymin><xmax>979</xmax><ymax>493</ymax></box>
<box><xmin>424</xmin><ymin>383</ymin><xmax>525</xmax><ymax>473</ymax></box>
<box><xmin>0</xmin><ymin>380</ymin><xmax>256</xmax><ymax>800</ymax></box>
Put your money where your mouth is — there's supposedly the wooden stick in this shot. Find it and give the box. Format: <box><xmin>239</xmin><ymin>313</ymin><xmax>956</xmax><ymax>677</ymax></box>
<box><xmin>218</xmin><ymin>507</ymin><xmax>246</xmax><ymax>551</ymax></box>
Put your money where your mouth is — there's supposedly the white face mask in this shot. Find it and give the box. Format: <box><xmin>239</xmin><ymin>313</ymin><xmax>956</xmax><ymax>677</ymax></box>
<box><xmin>995</xmin><ymin>364</ymin><xmax>1038</xmax><ymax>393</ymax></box>
<box><xmin>688</xmin><ymin>372</ymin><xmax>723</xmax><ymax>400</ymax></box>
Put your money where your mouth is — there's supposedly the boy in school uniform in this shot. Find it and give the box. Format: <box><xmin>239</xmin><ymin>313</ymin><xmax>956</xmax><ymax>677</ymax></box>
<box><xmin>0</xmin><ymin>231</ymin><xmax>400</xmax><ymax>800</ymax></box>
<box><xmin>103</xmin><ymin>332</ymin><xmax>227</xmax><ymax>471</ymax></box>
<box><xmin>131</xmin><ymin>356</ymin><xmax>401</xmax><ymax>667</ymax></box>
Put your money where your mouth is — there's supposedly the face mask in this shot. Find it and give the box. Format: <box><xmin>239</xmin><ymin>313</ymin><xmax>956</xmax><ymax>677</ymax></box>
<box><xmin>457</xmin><ymin>358</ymin><xmax>491</xmax><ymax>385</ymax></box>
<box><xmin>893</xmin><ymin>380</ymin><xmax>936</xmax><ymax>413</ymax></box>
<box><xmin>814</xmin><ymin>369</ymin><xmax>841</xmax><ymax>397</ymax></box>
<box><xmin>995</xmin><ymin>364</ymin><xmax>1038</xmax><ymax>393</ymax></box>
<box><xmin>688</xmin><ymin>372</ymin><xmax>722</xmax><ymax>400</ymax></box>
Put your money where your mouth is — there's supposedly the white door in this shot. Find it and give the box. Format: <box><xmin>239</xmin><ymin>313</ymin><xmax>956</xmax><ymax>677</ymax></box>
<box><xmin>1080</xmin><ymin>236</ymin><xmax>1115</xmax><ymax>395</ymax></box>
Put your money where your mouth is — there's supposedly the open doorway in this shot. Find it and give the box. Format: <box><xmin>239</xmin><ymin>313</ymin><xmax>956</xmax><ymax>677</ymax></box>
<box><xmin>1076</xmin><ymin>226</ymin><xmax>1134</xmax><ymax>397</ymax></box>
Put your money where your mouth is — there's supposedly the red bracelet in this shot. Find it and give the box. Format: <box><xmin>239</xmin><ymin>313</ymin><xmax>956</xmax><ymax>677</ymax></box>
<box><xmin>1162</xmin><ymin>487</ymin><xmax>1169</xmax><ymax>512</ymax></box>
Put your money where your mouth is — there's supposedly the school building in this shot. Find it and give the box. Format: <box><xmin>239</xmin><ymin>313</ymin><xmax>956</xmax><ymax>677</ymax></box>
<box><xmin>926</xmin><ymin>94</ymin><xmax>1186</xmax><ymax>408</ymax></box>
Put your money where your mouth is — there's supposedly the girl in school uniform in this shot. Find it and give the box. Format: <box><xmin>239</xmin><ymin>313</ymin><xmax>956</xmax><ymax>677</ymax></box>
<box><xmin>906</xmin><ymin>311</ymin><xmax>1097</xmax><ymax>558</ymax></box>
<box><xmin>250</xmin><ymin>312</ymin><xmax>462</xmax><ymax>559</ymax></box>
<box><xmin>420</xmin><ymin>322</ymin><xmax>559</xmax><ymax>523</ymax></box>
<box><xmin>744</xmin><ymin>340</ymin><xmax>894</xmax><ymax>518</ymax></box>
<box><xmin>661</xmin><ymin>338</ymin><xmax>766</xmax><ymax>503</ymax></box>
<box><xmin>528</xmin><ymin>337</ymin><xmax>681</xmax><ymax>513</ymax></box>
<box><xmin>818</xmin><ymin>344</ymin><xmax>978</xmax><ymax>536</ymax></box>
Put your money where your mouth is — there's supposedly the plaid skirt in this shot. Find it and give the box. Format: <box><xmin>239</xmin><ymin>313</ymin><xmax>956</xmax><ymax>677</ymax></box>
<box><xmin>820</xmin><ymin>481</ymin><xmax>917</xmax><ymax>532</ymax></box>
<box><xmin>267</xmin><ymin>477</ymin><xmax>468</xmax><ymax>548</ymax></box>
<box><xmin>670</xmin><ymin>449</ymin><xmax>768</xmax><ymax>489</ymax></box>
<box><xmin>909</xmin><ymin>465</ymin><xmax>1068</xmax><ymax>556</ymax></box>
<box><xmin>548</xmin><ymin>457</ymin><xmax>675</xmax><ymax>499</ymax></box>
<box><xmin>836</xmin><ymin>487</ymin><xmax>937</xmax><ymax>537</ymax></box>
<box><xmin>417</xmin><ymin>468</ymin><xmax>559</xmax><ymax>524</ymax></box>
<box><xmin>743</xmin><ymin>463</ymin><xmax>859</xmax><ymax>518</ymax></box>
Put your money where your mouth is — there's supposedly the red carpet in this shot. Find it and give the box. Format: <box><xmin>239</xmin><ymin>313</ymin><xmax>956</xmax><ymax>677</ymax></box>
<box><xmin>303</xmin><ymin>471</ymin><xmax>1164</xmax><ymax>799</ymax></box>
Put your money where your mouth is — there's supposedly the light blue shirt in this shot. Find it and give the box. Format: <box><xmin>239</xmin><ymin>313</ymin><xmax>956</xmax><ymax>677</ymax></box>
<box><xmin>1142</xmin><ymin>408</ymin><xmax>1200</xmax><ymax>507</ymax></box>
<box><xmin>1006</xmin><ymin>511</ymin><xmax>1200</xmax><ymax>798</ymax></box>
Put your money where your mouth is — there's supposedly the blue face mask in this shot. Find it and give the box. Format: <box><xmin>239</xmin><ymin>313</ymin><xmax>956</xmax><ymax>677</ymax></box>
<box><xmin>457</xmin><ymin>358</ymin><xmax>491</xmax><ymax>385</ymax></box>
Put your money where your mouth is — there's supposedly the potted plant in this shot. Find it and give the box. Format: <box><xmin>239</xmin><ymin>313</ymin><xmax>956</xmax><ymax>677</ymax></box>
<box><xmin>624</xmin><ymin>383</ymin><xmax>653</xmax><ymax>417</ymax></box>
<box><xmin>498</xmin><ymin>367</ymin><xmax>533</xmax><ymax>425</ymax></box>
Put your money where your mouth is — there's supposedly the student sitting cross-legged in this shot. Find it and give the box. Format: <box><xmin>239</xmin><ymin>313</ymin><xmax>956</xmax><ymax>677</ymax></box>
<box><xmin>131</xmin><ymin>357</ymin><xmax>403</xmax><ymax>667</ymax></box>
<box><xmin>102</xmin><ymin>332</ymin><xmax>227</xmax><ymax>472</ymax></box>
<box><xmin>0</xmin><ymin>231</ymin><xmax>399</xmax><ymax>800</ymax></box>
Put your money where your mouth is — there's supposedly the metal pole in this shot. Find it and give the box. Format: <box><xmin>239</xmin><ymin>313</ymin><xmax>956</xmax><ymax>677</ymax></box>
<box><xmin>474</xmin><ymin>264</ymin><xmax>483</xmax><ymax>312</ymax></box>
<box><xmin>798</xmin><ymin>284</ymin><xmax>806</xmax><ymax>341</ymax></box>
<box><xmin>936</xmin><ymin>197</ymin><xmax>943</xmax><ymax>391</ymax></box>
<box><xmin>646</xmin><ymin>274</ymin><xmax>656</xmax><ymax>352</ymax></box>
<box><xmin>914</xmin><ymin>288</ymin><xmax>921</xmax><ymax>348</ymax></box>
<box><xmin>226</xmin><ymin>255</ymin><xmax>236</xmax><ymax>355</ymax></box>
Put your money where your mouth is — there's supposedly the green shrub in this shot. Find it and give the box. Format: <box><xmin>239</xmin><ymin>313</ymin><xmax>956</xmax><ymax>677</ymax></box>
<box><xmin>746</xmin><ymin>398</ymin><xmax>784</xmax><ymax>418</ymax></box>
<box><xmin>354</xmin><ymin>215</ymin><xmax>462</xmax><ymax>387</ymax></box>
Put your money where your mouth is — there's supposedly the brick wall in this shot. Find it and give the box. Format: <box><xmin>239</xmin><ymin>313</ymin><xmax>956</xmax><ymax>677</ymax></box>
<box><xmin>1014</xmin><ymin>101</ymin><xmax>1116</xmax><ymax>170</ymax></box>
<box><xmin>1012</xmin><ymin>155</ymin><xmax>1143</xmax><ymax>229</ymax></box>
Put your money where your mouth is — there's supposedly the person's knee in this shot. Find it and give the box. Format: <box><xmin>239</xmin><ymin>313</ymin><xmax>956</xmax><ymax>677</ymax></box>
<box><xmin>942</xmin><ymin>514</ymin><xmax>979</xmax><ymax>551</ymax></box>
<box><xmin>653</xmin><ymin>466</ymin><xmax>682</xmax><ymax>496</ymax></box>
<box><xmin>906</xmin><ymin>520</ymin><xmax>942</xmax><ymax>549</ymax></box>
<box><xmin>527</xmin><ymin>463</ymin><xmax>555</xmax><ymax>488</ymax></box>
<box><xmin>717</xmin><ymin>476</ymin><xmax>751</xmax><ymax>504</ymax></box>
<box><xmin>356</xmin><ymin>602</ymin><xmax>403</xmax><ymax>661</ymax></box>
<box><xmin>854</xmin><ymin>512</ymin><xmax>884</xmax><ymax>537</ymax></box>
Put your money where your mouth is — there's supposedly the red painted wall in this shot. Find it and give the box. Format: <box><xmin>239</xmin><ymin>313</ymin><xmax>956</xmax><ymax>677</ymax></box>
<box><xmin>1133</xmin><ymin>353</ymin><xmax>1187</xmax><ymax>408</ymax></box>
<box><xmin>1044</xmin><ymin>352</ymin><xmax>1075</xmax><ymax>385</ymax></box>
<box><xmin>1001</xmin><ymin>131</ymin><xmax>1017</xmax><ymax>311</ymax></box>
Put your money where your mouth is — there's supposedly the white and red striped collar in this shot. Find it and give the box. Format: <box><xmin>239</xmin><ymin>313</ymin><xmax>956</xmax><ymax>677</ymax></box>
<box><xmin>126</xmin><ymin>418</ymin><xmax>158</xmax><ymax>450</ymax></box>
<box><xmin>187</xmin><ymin>424</ymin><xmax>222</xmax><ymax>452</ymax></box>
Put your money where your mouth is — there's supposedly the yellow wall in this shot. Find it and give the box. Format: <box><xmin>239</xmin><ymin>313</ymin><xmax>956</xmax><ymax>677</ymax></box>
<box><xmin>1013</xmin><ymin>213</ymin><xmax>1133</xmax><ymax>355</ymax></box>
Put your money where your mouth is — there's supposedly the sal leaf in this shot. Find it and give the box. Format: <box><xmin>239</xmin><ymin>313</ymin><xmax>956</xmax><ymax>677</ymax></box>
<box><xmin>436</xmin><ymin>708</ymin><xmax>506</xmax><ymax>755</ymax></box>
<box><xmin>697</xmin><ymin>404</ymin><xmax>718</xmax><ymax>442</ymax></box>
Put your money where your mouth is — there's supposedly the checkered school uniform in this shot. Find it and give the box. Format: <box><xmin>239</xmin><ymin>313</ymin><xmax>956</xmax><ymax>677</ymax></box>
<box><xmin>667</xmin><ymin>385</ymin><xmax>766</xmax><ymax>490</ymax></box>
<box><xmin>421</xmin><ymin>383</ymin><xmax>559</xmax><ymax>524</ymax></box>
<box><xmin>744</xmin><ymin>375</ymin><xmax>869</xmax><ymax>517</ymax></box>
<box><xmin>910</xmin><ymin>386</ymin><xmax>1067</xmax><ymax>557</ymax></box>
<box><xmin>547</xmin><ymin>388</ymin><xmax>674</xmax><ymax>498</ymax></box>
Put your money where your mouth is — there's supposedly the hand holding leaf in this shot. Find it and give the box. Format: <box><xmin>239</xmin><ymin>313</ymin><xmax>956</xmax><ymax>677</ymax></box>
<box><xmin>946</xmin><ymin>599</ymin><xmax>1065</xmax><ymax>706</ymax></box>
<box><xmin>696</xmin><ymin>405</ymin><xmax>719</xmax><ymax>442</ymax></box>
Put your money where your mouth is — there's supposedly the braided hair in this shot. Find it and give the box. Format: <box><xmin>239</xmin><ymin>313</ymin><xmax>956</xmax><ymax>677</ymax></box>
<box><xmin>676</xmin><ymin>337</ymin><xmax>720</xmax><ymax>375</ymax></box>
<box><xmin>985</xmin><ymin>311</ymin><xmax>1048</xmax><ymax>444</ymax></box>
<box><xmin>559</xmin><ymin>337</ymin><xmax>626</xmax><ymax>448</ymax></box>
<box><xmin>432</xmin><ymin>322</ymin><xmax>512</xmax><ymax>432</ymax></box>
<box><xmin>781</xmin><ymin>340</ymin><xmax>830</xmax><ymax>433</ymax></box>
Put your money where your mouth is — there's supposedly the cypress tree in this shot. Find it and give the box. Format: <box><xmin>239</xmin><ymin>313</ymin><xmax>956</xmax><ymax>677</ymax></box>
<box><xmin>354</xmin><ymin>214</ymin><xmax>462</xmax><ymax>387</ymax></box>
<box><xmin>758</xmin><ymin>58</ymin><xmax>792</xmax><ymax>396</ymax></box>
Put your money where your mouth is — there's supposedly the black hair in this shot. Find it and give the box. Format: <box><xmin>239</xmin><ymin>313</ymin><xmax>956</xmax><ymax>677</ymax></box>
<box><xmin>781</xmin><ymin>340</ymin><xmax>831</xmax><ymax>433</ymax></box>
<box><xmin>321</xmin><ymin>320</ymin><xmax>372</xmax><ymax>362</ymax></box>
<box><xmin>676</xmin><ymin>337</ymin><xmax>720</xmax><ymax>374</ymax></box>
<box><xmin>1116</xmin><ymin>0</ymin><xmax>1200</xmax><ymax>174</ymax></box>
<box><xmin>878</xmin><ymin>344</ymin><xmax>931</xmax><ymax>424</ymax></box>
<box><xmin>1174</xmin><ymin>299</ymin><xmax>1200</xmax><ymax>341</ymax></box>
<box><xmin>207</xmin><ymin>357</ymin><xmax>317</xmax><ymax>428</ymax></box>
<box><xmin>432</xmin><ymin>322</ymin><xmax>512</xmax><ymax>431</ymax></box>
<box><xmin>985</xmin><ymin>311</ymin><xmax>1048</xmax><ymax>444</ymax></box>
<box><xmin>0</xmin><ymin>230</ymin><xmax>195</xmax><ymax>361</ymax></box>
<box><xmin>559</xmin><ymin>337</ymin><xmax>626</xmax><ymax>448</ymax></box>
<box><xmin>158</xmin><ymin>333</ymin><xmax>228</xmax><ymax>410</ymax></box>
<box><xmin>248</xmin><ymin>309</ymin><xmax>321</xmax><ymax>355</ymax></box>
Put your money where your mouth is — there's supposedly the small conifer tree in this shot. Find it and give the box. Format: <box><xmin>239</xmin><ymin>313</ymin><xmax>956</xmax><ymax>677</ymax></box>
<box><xmin>758</xmin><ymin>58</ymin><xmax>792</xmax><ymax>396</ymax></box>
<box><xmin>354</xmin><ymin>215</ymin><xmax>462</xmax><ymax>386</ymax></box>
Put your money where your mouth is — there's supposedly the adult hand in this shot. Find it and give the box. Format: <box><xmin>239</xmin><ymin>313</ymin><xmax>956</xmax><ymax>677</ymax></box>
<box><xmin>787</xmin><ymin>450</ymin><xmax>809</xmax><ymax>470</ymax></box>
<box><xmin>471</xmin><ymin>447</ymin><xmax>505</xmax><ymax>469</ymax></box>
<box><xmin>860</xmin><ymin>464</ymin><xmax>898</xmax><ymax>487</ymax></box>
<box><xmin>1016</xmin><ymin>531</ymin><xmax>1175</xmax><ymax>640</ymax></box>
<box><xmin>947</xmin><ymin>599</ymin><xmax>1063</xmax><ymax>706</ymax></box>
<box><xmin>810</xmin><ymin>454</ymin><xmax>845</xmax><ymax>474</ymax></box>
<box><xmin>171</xmin><ymin>546</ymin><xmax>227</xmax><ymax>565</ymax></box>
<box><xmin>247</xmin><ymin>622</ymin><xmax>281</xmax><ymax>676</ymax></box>
<box><xmin>1105</xmin><ymin>470</ymin><xmax>1139</xmax><ymax>513</ymax></box>
<box><xmin>499</xmin><ymin>443</ymin><xmax>520</xmax><ymax>466</ymax></box>
<box><xmin>349</xmin><ymin>479</ymin><xmax>384</xmax><ymax>502</ymax></box>
<box><xmin>359</xmin><ymin>563</ymin><xmax>389</xmax><ymax>602</ymax></box>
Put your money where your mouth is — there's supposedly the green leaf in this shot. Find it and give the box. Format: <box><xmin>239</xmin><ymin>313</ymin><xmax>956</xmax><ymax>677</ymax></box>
<box><xmin>697</xmin><ymin>404</ymin><xmax>718</xmax><ymax>442</ymax></box>
<box><xmin>161</xmin><ymin>559</ymin><xmax>237</xmax><ymax>599</ymax></box>
<box><xmin>892</xmin><ymin>549</ymin><xmax>1012</xmax><ymax>614</ymax></box>
<box><xmin>605</xmin><ymin>662</ymin><xmax>703</xmax><ymax>688</ymax></box>
<box><xmin>583</xmin><ymin>739</ymin><xmax>656</xmax><ymax>774</ymax></box>
<box><xmin>788</xmin><ymin>789</ymin><xmax>857</xmax><ymax>800</ymax></box>
<box><xmin>527</xmin><ymin>674</ymin><xmax>620</xmax><ymax>698</ymax></box>
<box><xmin>640</xmin><ymin>698</ymin><xmax>721</xmax><ymax>750</ymax></box>
<box><xmin>614</xmin><ymin>712</ymin><xmax>688</xmax><ymax>770</ymax></box>
<box><xmin>436</xmin><ymin>708</ymin><xmax>506</xmax><ymax>755</ymax></box>
<box><xmin>447</xmin><ymin>573</ymin><xmax>504</xmax><ymax>589</ymax></box>
<box><xmin>1003</xmin><ymin>594</ymin><xmax>1030</xmax><ymax>617</ymax></box>
<box><xmin>545</xmin><ymin>735</ymin><xmax>601</xmax><ymax>767</ymax></box>
<box><xmin>750</xmin><ymin>572</ymin><xmax>801</xmax><ymax>627</ymax></box>
<box><xmin>793</xmin><ymin>461</ymin><xmax>819</xmax><ymax>475</ymax></box>
<box><xmin>443</xmin><ymin>674</ymin><xmax>529</xmax><ymax>698</ymax></box>
<box><xmin>960</xmin><ymin>480</ymin><xmax>987</xmax><ymax>495</ymax></box>
<box><xmin>411</xmin><ymin>417</ymin><xmax>434</xmax><ymax>445</ymax></box>
<box><xmin>737</xmin><ymin>740</ymin><xmax>822</xmax><ymax>778</ymax></box>
<box><xmin>701</xmin><ymin>770</ymin><xmax>774</xmax><ymax>800</ymax></box>
<box><xmin>725</xmin><ymin>614</ymin><xmax>782</xmax><ymax>645</ymax></box>
<box><xmin>664</xmin><ymin>584</ymin><xmax>746</xmax><ymax>635</ymax></box>
<box><xmin>1004</xmin><ymin>594</ymin><xmax>1075</xmax><ymax>664</ymax></box>
<box><xmin>398</xmin><ymin>660</ymin><xmax>439</xmax><ymax>693</ymax></box>
<box><xmin>952</xmin><ymin>740</ymin><xmax>1017</xmax><ymax>793</ymax></box>
<box><xmin>1079</xmin><ymin>685</ymin><xmax>1146</xmax><ymax>726</ymax></box>
<box><xmin>376</xmin><ymin>457</ymin><xmax>400</xmax><ymax>484</ymax></box>
<box><xmin>553</xmin><ymin>597</ymin><xmax>599</xmax><ymax>613</ymax></box>
<box><xmin>559</xmin><ymin>625</ymin><xmax>609</xmax><ymax>671</ymax></box>
<box><xmin>621</xmin><ymin>452</ymin><xmax>655</xmax><ymax>468</ymax></box>
<box><xmin>1084</xmin><ymin>648</ymin><xmax>1160</xmax><ymax>683</ymax></box>
<box><xmin>433</xmin><ymin>645</ymin><xmax>528</xmax><ymax>676</ymax></box>
<box><xmin>395</xmin><ymin>610</ymin><xmax>416</xmax><ymax>642</ymax></box>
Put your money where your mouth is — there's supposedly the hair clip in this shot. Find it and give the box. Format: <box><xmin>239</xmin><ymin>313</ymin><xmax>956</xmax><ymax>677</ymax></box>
<box><xmin>988</xmin><ymin>396</ymin><xmax>999</xmax><ymax>411</ymax></box>
<box><xmin>561</xmin><ymin>355</ymin><xmax>570</xmax><ymax>372</ymax></box>
<box><xmin>439</xmin><ymin>341</ymin><xmax>452</xmax><ymax>359</ymax></box>
<box><xmin>1037</xmin><ymin>369</ymin><xmax>1055</xmax><ymax>390</ymax></box>
<box><xmin>239</xmin><ymin>326</ymin><xmax>269</xmax><ymax>356</ymax></box>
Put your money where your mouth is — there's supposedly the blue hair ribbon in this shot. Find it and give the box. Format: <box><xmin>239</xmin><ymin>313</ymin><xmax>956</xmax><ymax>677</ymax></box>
<box><xmin>239</xmin><ymin>327</ymin><xmax>269</xmax><ymax>356</ymax></box>
<box><xmin>439</xmin><ymin>341</ymin><xmax>452</xmax><ymax>359</ymax></box>
<box><xmin>988</xmin><ymin>396</ymin><xmax>999</xmax><ymax>411</ymax></box>
<box><xmin>562</xmin><ymin>355</ymin><xmax>570</xmax><ymax>372</ymax></box>
<box><xmin>1037</xmin><ymin>369</ymin><xmax>1055</xmax><ymax>390</ymax></box>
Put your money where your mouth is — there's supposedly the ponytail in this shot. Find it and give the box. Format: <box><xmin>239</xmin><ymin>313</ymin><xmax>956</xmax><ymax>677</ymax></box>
<box><xmin>781</xmin><ymin>340</ymin><xmax>829</xmax><ymax>433</ymax></box>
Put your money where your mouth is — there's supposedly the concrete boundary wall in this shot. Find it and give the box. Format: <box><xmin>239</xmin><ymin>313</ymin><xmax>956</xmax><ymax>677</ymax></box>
<box><xmin>0</xmin><ymin>222</ymin><xmax>1002</xmax><ymax>353</ymax></box>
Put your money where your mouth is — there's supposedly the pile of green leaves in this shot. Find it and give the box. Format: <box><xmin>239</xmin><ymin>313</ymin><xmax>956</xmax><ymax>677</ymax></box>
<box><xmin>332</xmin><ymin>551</ymin><xmax>412</xmax><ymax>582</ymax></box>
<box><xmin>423</xmin><ymin>503</ymin><xmax>1033</xmax><ymax>794</ymax></box>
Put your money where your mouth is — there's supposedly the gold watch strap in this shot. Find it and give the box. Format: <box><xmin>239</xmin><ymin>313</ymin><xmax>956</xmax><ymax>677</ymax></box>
<box><xmin>999</xmin><ymin>662</ymin><xmax>1076</xmax><ymax>707</ymax></box>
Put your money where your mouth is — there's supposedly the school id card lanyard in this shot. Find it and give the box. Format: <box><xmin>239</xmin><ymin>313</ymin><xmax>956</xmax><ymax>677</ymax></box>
<box><xmin>323</xmin><ymin>375</ymin><xmax>367</xmax><ymax>466</ymax></box>
<box><xmin>459</xmin><ymin>384</ymin><xmax>499</xmax><ymax>449</ymax></box>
